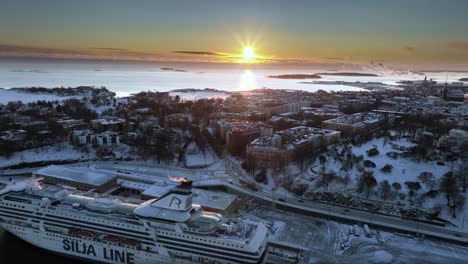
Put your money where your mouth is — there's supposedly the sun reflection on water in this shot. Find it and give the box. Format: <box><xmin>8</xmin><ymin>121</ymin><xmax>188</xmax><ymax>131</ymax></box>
<box><xmin>240</xmin><ymin>70</ymin><xmax>256</xmax><ymax>90</ymax></box>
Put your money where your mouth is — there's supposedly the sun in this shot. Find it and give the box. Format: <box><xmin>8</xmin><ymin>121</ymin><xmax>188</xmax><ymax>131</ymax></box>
<box><xmin>243</xmin><ymin>47</ymin><xmax>255</xmax><ymax>59</ymax></box>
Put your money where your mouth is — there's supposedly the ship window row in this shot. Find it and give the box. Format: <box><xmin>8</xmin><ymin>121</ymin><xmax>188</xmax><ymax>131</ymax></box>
<box><xmin>158</xmin><ymin>235</ymin><xmax>261</xmax><ymax>258</ymax></box>
<box><xmin>43</xmin><ymin>221</ymin><xmax>155</xmax><ymax>245</ymax></box>
<box><xmin>0</xmin><ymin>212</ymin><xmax>27</xmax><ymax>220</ymax></box>
<box><xmin>45</xmin><ymin>214</ymin><xmax>148</xmax><ymax>235</ymax></box>
<box><xmin>2</xmin><ymin>196</ymin><xmax>32</xmax><ymax>204</ymax></box>
<box><xmin>0</xmin><ymin>208</ymin><xmax>31</xmax><ymax>218</ymax></box>
<box><xmin>163</xmin><ymin>243</ymin><xmax>260</xmax><ymax>264</ymax></box>
<box><xmin>158</xmin><ymin>231</ymin><xmax>244</xmax><ymax>249</ymax></box>
<box><xmin>0</xmin><ymin>202</ymin><xmax>28</xmax><ymax>210</ymax></box>
<box><xmin>0</xmin><ymin>209</ymin><xmax>152</xmax><ymax>243</ymax></box>
<box><xmin>47</xmin><ymin>210</ymin><xmax>142</xmax><ymax>228</ymax></box>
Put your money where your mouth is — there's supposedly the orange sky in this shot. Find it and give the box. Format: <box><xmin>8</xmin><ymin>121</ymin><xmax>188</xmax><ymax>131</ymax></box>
<box><xmin>1</xmin><ymin>1</ymin><xmax>468</xmax><ymax>69</ymax></box>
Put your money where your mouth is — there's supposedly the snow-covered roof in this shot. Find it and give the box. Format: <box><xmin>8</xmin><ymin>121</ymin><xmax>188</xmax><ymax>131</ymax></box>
<box><xmin>117</xmin><ymin>179</ymin><xmax>153</xmax><ymax>191</ymax></box>
<box><xmin>35</xmin><ymin>165</ymin><xmax>116</xmax><ymax>186</ymax></box>
<box><xmin>323</xmin><ymin>112</ymin><xmax>385</xmax><ymax>126</ymax></box>
<box><xmin>142</xmin><ymin>182</ymin><xmax>177</xmax><ymax>197</ymax></box>
<box><xmin>192</xmin><ymin>189</ymin><xmax>237</xmax><ymax>210</ymax></box>
<box><xmin>250</xmin><ymin>126</ymin><xmax>339</xmax><ymax>150</ymax></box>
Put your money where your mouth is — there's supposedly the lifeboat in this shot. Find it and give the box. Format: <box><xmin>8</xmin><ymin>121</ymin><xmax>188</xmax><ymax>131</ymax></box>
<box><xmin>78</xmin><ymin>230</ymin><xmax>95</xmax><ymax>238</ymax></box>
<box><xmin>120</xmin><ymin>238</ymin><xmax>139</xmax><ymax>247</ymax></box>
<box><xmin>68</xmin><ymin>227</ymin><xmax>79</xmax><ymax>236</ymax></box>
<box><xmin>102</xmin><ymin>235</ymin><xmax>120</xmax><ymax>243</ymax></box>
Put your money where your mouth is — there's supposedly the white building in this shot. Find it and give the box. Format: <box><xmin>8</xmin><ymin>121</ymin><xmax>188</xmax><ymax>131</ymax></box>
<box><xmin>322</xmin><ymin>112</ymin><xmax>387</xmax><ymax>136</ymax></box>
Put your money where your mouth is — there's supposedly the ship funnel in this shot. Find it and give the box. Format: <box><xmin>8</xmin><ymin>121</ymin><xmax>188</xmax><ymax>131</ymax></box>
<box><xmin>147</xmin><ymin>180</ymin><xmax>193</xmax><ymax>211</ymax></box>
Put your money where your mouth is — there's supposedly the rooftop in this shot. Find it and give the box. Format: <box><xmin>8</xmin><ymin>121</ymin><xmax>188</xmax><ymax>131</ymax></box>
<box><xmin>192</xmin><ymin>189</ymin><xmax>237</xmax><ymax>211</ymax></box>
<box><xmin>250</xmin><ymin>126</ymin><xmax>339</xmax><ymax>150</ymax></box>
<box><xmin>35</xmin><ymin>165</ymin><xmax>116</xmax><ymax>187</ymax></box>
<box><xmin>323</xmin><ymin>112</ymin><xmax>385</xmax><ymax>126</ymax></box>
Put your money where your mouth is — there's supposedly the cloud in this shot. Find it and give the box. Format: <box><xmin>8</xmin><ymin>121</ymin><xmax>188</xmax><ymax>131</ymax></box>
<box><xmin>172</xmin><ymin>50</ymin><xmax>225</xmax><ymax>56</ymax></box>
<box><xmin>447</xmin><ymin>42</ymin><xmax>468</xmax><ymax>52</ymax></box>
<box><xmin>0</xmin><ymin>44</ymin><xmax>83</xmax><ymax>55</ymax></box>
<box><xmin>403</xmin><ymin>46</ymin><xmax>416</xmax><ymax>53</ymax></box>
<box><xmin>88</xmin><ymin>47</ymin><xmax>130</xmax><ymax>51</ymax></box>
<box><xmin>322</xmin><ymin>57</ymin><xmax>345</xmax><ymax>60</ymax></box>
<box><xmin>0</xmin><ymin>43</ymin><xmax>164</xmax><ymax>61</ymax></box>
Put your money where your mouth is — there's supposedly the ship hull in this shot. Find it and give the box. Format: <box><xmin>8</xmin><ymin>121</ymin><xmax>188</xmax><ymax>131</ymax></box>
<box><xmin>0</xmin><ymin>223</ymin><xmax>192</xmax><ymax>264</ymax></box>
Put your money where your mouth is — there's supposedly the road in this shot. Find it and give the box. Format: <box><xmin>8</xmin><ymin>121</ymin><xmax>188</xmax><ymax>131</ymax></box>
<box><xmin>221</xmin><ymin>156</ymin><xmax>468</xmax><ymax>245</ymax></box>
<box><xmin>2</xmin><ymin>159</ymin><xmax>466</xmax><ymax>245</ymax></box>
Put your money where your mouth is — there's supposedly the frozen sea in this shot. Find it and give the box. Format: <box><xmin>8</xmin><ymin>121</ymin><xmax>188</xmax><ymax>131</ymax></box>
<box><xmin>1</xmin><ymin>58</ymin><xmax>467</xmax><ymax>97</ymax></box>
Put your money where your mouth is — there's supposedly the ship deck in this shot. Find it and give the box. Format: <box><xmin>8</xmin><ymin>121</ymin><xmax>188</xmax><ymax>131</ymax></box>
<box><xmin>1</xmin><ymin>184</ymin><xmax>260</xmax><ymax>242</ymax></box>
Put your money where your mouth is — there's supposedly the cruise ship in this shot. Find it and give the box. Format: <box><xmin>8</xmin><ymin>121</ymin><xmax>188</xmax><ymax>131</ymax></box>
<box><xmin>0</xmin><ymin>177</ymin><xmax>301</xmax><ymax>264</ymax></box>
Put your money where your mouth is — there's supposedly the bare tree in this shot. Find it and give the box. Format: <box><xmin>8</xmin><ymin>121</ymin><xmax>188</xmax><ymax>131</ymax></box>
<box><xmin>357</xmin><ymin>171</ymin><xmax>377</xmax><ymax>198</ymax></box>
<box><xmin>418</xmin><ymin>172</ymin><xmax>437</xmax><ymax>189</ymax></box>
<box><xmin>439</xmin><ymin>171</ymin><xmax>461</xmax><ymax>217</ymax></box>
<box><xmin>378</xmin><ymin>180</ymin><xmax>392</xmax><ymax>200</ymax></box>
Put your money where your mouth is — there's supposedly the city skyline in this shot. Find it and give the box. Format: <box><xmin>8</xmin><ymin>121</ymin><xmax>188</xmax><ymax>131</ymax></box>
<box><xmin>1</xmin><ymin>0</ymin><xmax>468</xmax><ymax>69</ymax></box>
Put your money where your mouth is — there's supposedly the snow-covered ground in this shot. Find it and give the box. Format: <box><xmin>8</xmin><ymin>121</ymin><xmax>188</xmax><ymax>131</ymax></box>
<box><xmin>0</xmin><ymin>89</ymin><xmax>82</xmax><ymax>104</ymax></box>
<box><xmin>245</xmin><ymin>133</ymin><xmax>465</xmax><ymax>229</ymax></box>
<box><xmin>242</xmin><ymin>205</ymin><xmax>468</xmax><ymax>263</ymax></box>
<box><xmin>349</xmin><ymin>137</ymin><xmax>455</xmax><ymax>184</ymax></box>
<box><xmin>0</xmin><ymin>143</ymin><xmax>94</xmax><ymax>168</ymax></box>
<box><xmin>293</xmin><ymin>136</ymin><xmax>460</xmax><ymax>194</ymax></box>
<box><xmin>184</xmin><ymin>142</ymin><xmax>218</xmax><ymax>168</ymax></box>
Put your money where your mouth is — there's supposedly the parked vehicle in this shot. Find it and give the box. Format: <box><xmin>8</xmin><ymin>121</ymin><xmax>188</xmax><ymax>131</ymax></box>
<box><xmin>363</xmin><ymin>224</ymin><xmax>372</xmax><ymax>237</ymax></box>
<box><xmin>353</xmin><ymin>225</ymin><xmax>361</xmax><ymax>236</ymax></box>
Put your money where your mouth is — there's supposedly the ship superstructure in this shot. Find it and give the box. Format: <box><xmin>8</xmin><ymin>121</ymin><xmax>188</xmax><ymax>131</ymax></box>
<box><xmin>0</xmin><ymin>178</ymin><xmax>273</xmax><ymax>264</ymax></box>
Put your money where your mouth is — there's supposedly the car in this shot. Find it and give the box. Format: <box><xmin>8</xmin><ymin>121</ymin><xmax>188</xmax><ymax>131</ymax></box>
<box><xmin>278</xmin><ymin>198</ymin><xmax>286</xmax><ymax>202</ymax></box>
<box><xmin>353</xmin><ymin>225</ymin><xmax>361</xmax><ymax>236</ymax></box>
<box><xmin>297</xmin><ymin>199</ymin><xmax>304</xmax><ymax>203</ymax></box>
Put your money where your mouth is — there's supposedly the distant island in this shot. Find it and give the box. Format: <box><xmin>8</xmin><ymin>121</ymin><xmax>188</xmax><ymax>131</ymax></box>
<box><xmin>9</xmin><ymin>86</ymin><xmax>114</xmax><ymax>97</ymax></box>
<box><xmin>169</xmin><ymin>88</ymin><xmax>226</xmax><ymax>93</ymax></box>
<box><xmin>161</xmin><ymin>67</ymin><xmax>186</xmax><ymax>72</ymax></box>
<box><xmin>268</xmin><ymin>72</ymin><xmax>379</xmax><ymax>79</ymax></box>
<box><xmin>267</xmin><ymin>74</ymin><xmax>322</xmax><ymax>79</ymax></box>
<box><xmin>459</xmin><ymin>78</ymin><xmax>468</xmax><ymax>81</ymax></box>
<box><xmin>11</xmin><ymin>69</ymin><xmax>48</xmax><ymax>74</ymax></box>
<box><xmin>316</xmin><ymin>72</ymin><xmax>379</xmax><ymax>77</ymax></box>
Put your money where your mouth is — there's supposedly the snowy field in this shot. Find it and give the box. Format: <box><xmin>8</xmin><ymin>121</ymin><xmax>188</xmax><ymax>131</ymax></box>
<box><xmin>347</xmin><ymin>137</ymin><xmax>454</xmax><ymax>184</ymax></box>
<box><xmin>243</xmin><ymin>206</ymin><xmax>468</xmax><ymax>264</ymax></box>
<box><xmin>293</xmin><ymin>136</ymin><xmax>459</xmax><ymax>193</ymax></box>
<box><xmin>0</xmin><ymin>89</ymin><xmax>82</xmax><ymax>104</ymax></box>
<box><xmin>184</xmin><ymin>142</ymin><xmax>218</xmax><ymax>168</ymax></box>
